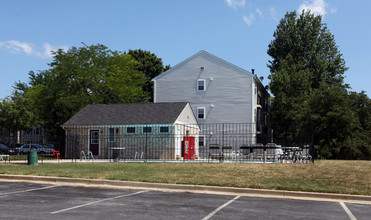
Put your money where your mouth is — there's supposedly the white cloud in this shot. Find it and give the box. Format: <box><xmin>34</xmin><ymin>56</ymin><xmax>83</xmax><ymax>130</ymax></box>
<box><xmin>298</xmin><ymin>0</ymin><xmax>327</xmax><ymax>16</ymax></box>
<box><xmin>225</xmin><ymin>0</ymin><xmax>246</xmax><ymax>9</ymax></box>
<box><xmin>243</xmin><ymin>13</ymin><xmax>255</xmax><ymax>26</ymax></box>
<box><xmin>330</xmin><ymin>7</ymin><xmax>337</xmax><ymax>14</ymax></box>
<box><xmin>270</xmin><ymin>7</ymin><xmax>279</xmax><ymax>22</ymax></box>
<box><xmin>42</xmin><ymin>43</ymin><xmax>69</xmax><ymax>58</ymax></box>
<box><xmin>0</xmin><ymin>40</ymin><xmax>34</xmax><ymax>55</ymax></box>
<box><xmin>256</xmin><ymin>8</ymin><xmax>263</xmax><ymax>18</ymax></box>
<box><xmin>0</xmin><ymin>40</ymin><xmax>68</xmax><ymax>58</ymax></box>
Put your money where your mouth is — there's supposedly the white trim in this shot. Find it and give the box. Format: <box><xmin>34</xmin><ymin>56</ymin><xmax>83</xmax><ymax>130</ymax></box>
<box><xmin>159</xmin><ymin>126</ymin><xmax>170</xmax><ymax>133</ymax></box>
<box><xmin>88</xmin><ymin>129</ymin><xmax>100</xmax><ymax>153</ymax></box>
<box><xmin>151</xmin><ymin>50</ymin><xmax>255</xmax><ymax>82</ymax></box>
<box><xmin>142</xmin><ymin>126</ymin><xmax>152</xmax><ymax>134</ymax></box>
<box><xmin>197</xmin><ymin>107</ymin><xmax>206</xmax><ymax>119</ymax></box>
<box><xmin>126</xmin><ymin>127</ymin><xmax>136</xmax><ymax>134</ymax></box>
<box><xmin>197</xmin><ymin>79</ymin><xmax>206</xmax><ymax>91</ymax></box>
<box><xmin>153</xmin><ymin>80</ymin><xmax>157</xmax><ymax>103</ymax></box>
<box><xmin>108</xmin><ymin>127</ymin><xmax>115</xmax><ymax>142</ymax></box>
<box><xmin>174</xmin><ymin>122</ymin><xmax>199</xmax><ymax>128</ymax></box>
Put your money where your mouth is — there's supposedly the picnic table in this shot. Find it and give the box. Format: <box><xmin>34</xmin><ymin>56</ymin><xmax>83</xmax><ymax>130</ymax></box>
<box><xmin>281</xmin><ymin>146</ymin><xmax>312</xmax><ymax>163</ymax></box>
<box><xmin>239</xmin><ymin>143</ymin><xmax>282</xmax><ymax>162</ymax></box>
<box><xmin>0</xmin><ymin>154</ymin><xmax>10</xmax><ymax>162</ymax></box>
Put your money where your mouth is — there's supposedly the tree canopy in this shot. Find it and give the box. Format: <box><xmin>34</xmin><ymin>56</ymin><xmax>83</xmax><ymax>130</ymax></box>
<box><xmin>127</xmin><ymin>49</ymin><xmax>170</xmax><ymax>102</ymax></box>
<box><xmin>8</xmin><ymin>44</ymin><xmax>169</xmax><ymax>135</ymax></box>
<box><xmin>267</xmin><ymin>10</ymin><xmax>371</xmax><ymax>159</ymax></box>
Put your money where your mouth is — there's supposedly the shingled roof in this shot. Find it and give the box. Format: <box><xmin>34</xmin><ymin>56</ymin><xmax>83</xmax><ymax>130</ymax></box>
<box><xmin>62</xmin><ymin>102</ymin><xmax>189</xmax><ymax>126</ymax></box>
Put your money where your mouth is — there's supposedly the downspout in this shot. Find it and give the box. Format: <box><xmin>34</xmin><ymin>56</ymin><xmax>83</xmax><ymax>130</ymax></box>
<box><xmin>62</xmin><ymin>126</ymin><xmax>68</xmax><ymax>161</ymax></box>
<box><xmin>153</xmin><ymin>80</ymin><xmax>157</xmax><ymax>103</ymax></box>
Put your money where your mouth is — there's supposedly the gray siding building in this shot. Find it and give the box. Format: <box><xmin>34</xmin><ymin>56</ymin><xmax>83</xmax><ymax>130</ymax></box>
<box><xmin>152</xmin><ymin>50</ymin><xmax>270</xmax><ymax>145</ymax></box>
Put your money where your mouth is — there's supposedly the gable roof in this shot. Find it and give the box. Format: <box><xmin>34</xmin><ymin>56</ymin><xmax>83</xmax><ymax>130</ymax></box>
<box><xmin>62</xmin><ymin>102</ymin><xmax>190</xmax><ymax>126</ymax></box>
<box><xmin>152</xmin><ymin>50</ymin><xmax>254</xmax><ymax>81</ymax></box>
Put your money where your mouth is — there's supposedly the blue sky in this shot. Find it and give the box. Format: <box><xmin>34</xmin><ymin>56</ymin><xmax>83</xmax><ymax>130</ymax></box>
<box><xmin>1</xmin><ymin>0</ymin><xmax>370</xmax><ymax>99</ymax></box>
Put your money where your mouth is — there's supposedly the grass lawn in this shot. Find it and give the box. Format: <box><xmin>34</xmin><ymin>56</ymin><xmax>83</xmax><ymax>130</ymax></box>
<box><xmin>0</xmin><ymin>160</ymin><xmax>370</xmax><ymax>196</ymax></box>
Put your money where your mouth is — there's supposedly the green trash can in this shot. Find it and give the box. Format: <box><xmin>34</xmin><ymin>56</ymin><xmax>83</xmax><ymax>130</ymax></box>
<box><xmin>28</xmin><ymin>150</ymin><xmax>38</xmax><ymax>165</ymax></box>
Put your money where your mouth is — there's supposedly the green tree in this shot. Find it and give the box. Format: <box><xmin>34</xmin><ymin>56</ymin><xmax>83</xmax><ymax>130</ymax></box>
<box><xmin>127</xmin><ymin>49</ymin><xmax>170</xmax><ymax>101</ymax></box>
<box><xmin>348</xmin><ymin>91</ymin><xmax>371</xmax><ymax>159</ymax></box>
<box><xmin>15</xmin><ymin>44</ymin><xmax>148</xmax><ymax>135</ymax></box>
<box><xmin>267</xmin><ymin>10</ymin><xmax>353</xmax><ymax>158</ymax></box>
<box><xmin>268</xmin><ymin>11</ymin><xmax>347</xmax><ymax>92</ymax></box>
<box><xmin>0</xmin><ymin>94</ymin><xmax>38</xmax><ymax>143</ymax></box>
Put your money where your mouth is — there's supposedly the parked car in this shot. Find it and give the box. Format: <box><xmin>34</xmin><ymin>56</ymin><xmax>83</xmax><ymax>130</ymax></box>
<box><xmin>44</xmin><ymin>144</ymin><xmax>55</xmax><ymax>149</ymax></box>
<box><xmin>15</xmin><ymin>144</ymin><xmax>52</xmax><ymax>155</ymax></box>
<box><xmin>0</xmin><ymin>144</ymin><xmax>15</xmax><ymax>154</ymax></box>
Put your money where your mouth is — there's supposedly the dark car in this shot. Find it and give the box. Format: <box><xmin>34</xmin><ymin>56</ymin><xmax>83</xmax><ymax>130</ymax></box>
<box><xmin>0</xmin><ymin>144</ymin><xmax>15</xmax><ymax>154</ymax></box>
<box><xmin>44</xmin><ymin>144</ymin><xmax>55</xmax><ymax>149</ymax></box>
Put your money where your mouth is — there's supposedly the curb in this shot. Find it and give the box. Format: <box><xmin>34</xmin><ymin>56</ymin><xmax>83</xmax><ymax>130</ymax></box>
<box><xmin>1</xmin><ymin>174</ymin><xmax>371</xmax><ymax>204</ymax></box>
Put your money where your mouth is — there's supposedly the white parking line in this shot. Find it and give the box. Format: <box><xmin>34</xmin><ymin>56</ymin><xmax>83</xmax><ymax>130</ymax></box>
<box><xmin>202</xmin><ymin>196</ymin><xmax>240</xmax><ymax>220</ymax></box>
<box><xmin>51</xmin><ymin>191</ymin><xmax>145</xmax><ymax>214</ymax></box>
<box><xmin>340</xmin><ymin>202</ymin><xmax>357</xmax><ymax>220</ymax></box>
<box><xmin>0</xmin><ymin>185</ymin><xmax>58</xmax><ymax>196</ymax></box>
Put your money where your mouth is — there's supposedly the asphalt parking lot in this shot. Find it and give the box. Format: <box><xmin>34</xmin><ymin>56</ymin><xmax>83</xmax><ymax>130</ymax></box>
<box><xmin>0</xmin><ymin>181</ymin><xmax>370</xmax><ymax>220</ymax></box>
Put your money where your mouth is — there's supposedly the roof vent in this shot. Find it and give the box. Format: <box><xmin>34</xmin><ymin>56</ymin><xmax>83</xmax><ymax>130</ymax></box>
<box><xmin>251</xmin><ymin>69</ymin><xmax>255</xmax><ymax>74</ymax></box>
<box><xmin>259</xmin><ymin>76</ymin><xmax>264</xmax><ymax>82</ymax></box>
<box><xmin>200</xmin><ymin>67</ymin><xmax>204</xmax><ymax>71</ymax></box>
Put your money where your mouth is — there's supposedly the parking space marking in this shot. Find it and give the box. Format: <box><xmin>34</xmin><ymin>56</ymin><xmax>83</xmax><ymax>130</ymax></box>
<box><xmin>202</xmin><ymin>195</ymin><xmax>240</xmax><ymax>220</ymax></box>
<box><xmin>0</xmin><ymin>185</ymin><xmax>58</xmax><ymax>196</ymax></box>
<box><xmin>340</xmin><ymin>202</ymin><xmax>357</xmax><ymax>220</ymax></box>
<box><xmin>51</xmin><ymin>190</ymin><xmax>145</xmax><ymax>214</ymax></box>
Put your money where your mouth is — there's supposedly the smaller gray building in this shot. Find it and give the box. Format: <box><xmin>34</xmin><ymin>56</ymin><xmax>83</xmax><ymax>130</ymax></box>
<box><xmin>62</xmin><ymin>102</ymin><xmax>200</xmax><ymax>160</ymax></box>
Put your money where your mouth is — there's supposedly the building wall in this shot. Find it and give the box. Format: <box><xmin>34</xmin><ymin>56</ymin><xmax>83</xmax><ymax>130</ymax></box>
<box><xmin>175</xmin><ymin>103</ymin><xmax>198</xmax><ymax>125</ymax></box>
<box><xmin>64</xmin><ymin>124</ymin><xmax>200</xmax><ymax>160</ymax></box>
<box><xmin>154</xmin><ymin>51</ymin><xmax>254</xmax><ymax>125</ymax></box>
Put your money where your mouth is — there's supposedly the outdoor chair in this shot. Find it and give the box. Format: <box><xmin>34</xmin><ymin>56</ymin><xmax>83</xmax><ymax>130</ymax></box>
<box><xmin>208</xmin><ymin>144</ymin><xmax>220</xmax><ymax>162</ymax></box>
<box><xmin>52</xmin><ymin>149</ymin><xmax>60</xmax><ymax>160</ymax></box>
<box><xmin>252</xmin><ymin>143</ymin><xmax>264</xmax><ymax>160</ymax></box>
<box><xmin>221</xmin><ymin>145</ymin><xmax>233</xmax><ymax>161</ymax></box>
<box><xmin>239</xmin><ymin>145</ymin><xmax>251</xmax><ymax>160</ymax></box>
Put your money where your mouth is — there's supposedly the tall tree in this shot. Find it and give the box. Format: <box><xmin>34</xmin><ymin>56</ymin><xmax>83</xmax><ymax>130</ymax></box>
<box><xmin>15</xmin><ymin>44</ymin><xmax>148</xmax><ymax>135</ymax></box>
<box><xmin>267</xmin><ymin>10</ymin><xmax>351</xmax><ymax>158</ymax></box>
<box><xmin>127</xmin><ymin>49</ymin><xmax>170</xmax><ymax>101</ymax></box>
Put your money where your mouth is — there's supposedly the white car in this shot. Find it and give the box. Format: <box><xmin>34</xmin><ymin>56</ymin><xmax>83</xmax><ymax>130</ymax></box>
<box><xmin>16</xmin><ymin>144</ymin><xmax>52</xmax><ymax>154</ymax></box>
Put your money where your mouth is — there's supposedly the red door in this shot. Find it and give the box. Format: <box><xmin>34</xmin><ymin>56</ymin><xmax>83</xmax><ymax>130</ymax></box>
<box><xmin>90</xmin><ymin>130</ymin><xmax>99</xmax><ymax>155</ymax></box>
<box><xmin>183</xmin><ymin>136</ymin><xmax>195</xmax><ymax>160</ymax></box>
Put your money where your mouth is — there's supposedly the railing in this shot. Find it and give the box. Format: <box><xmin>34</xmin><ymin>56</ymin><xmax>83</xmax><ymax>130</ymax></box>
<box><xmin>0</xmin><ymin>123</ymin><xmax>313</xmax><ymax>163</ymax></box>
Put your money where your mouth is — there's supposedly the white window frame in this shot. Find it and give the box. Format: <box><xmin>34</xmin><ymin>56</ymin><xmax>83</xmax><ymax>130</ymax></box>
<box><xmin>159</xmin><ymin>126</ymin><xmax>169</xmax><ymax>133</ymax></box>
<box><xmin>126</xmin><ymin>127</ymin><xmax>136</xmax><ymax>134</ymax></box>
<box><xmin>199</xmin><ymin>136</ymin><xmax>204</xmax><ymax>147</ymax></box>
<box><xmin>197</xmin><ymin>79</ymin><xmax>206</xmax><ymax>91</ymax></box>
<box><xmin>143</xmin><ymin>126</ymin><xmax>152</xmax><ymax>134</ymax></box>
<box><xmin>108</xmin><ymin>127</ymin><xmax>115</xmax><ymax>142</ymax></box>
<box><xmin>197</xmin><ymin>107</ymin><xmax>206</xmax><ymax>119</ymax></box>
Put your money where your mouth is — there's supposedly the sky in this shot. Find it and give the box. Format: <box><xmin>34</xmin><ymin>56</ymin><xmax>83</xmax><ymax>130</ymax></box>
<box><xmin>1</xmin><ymin>0</ymin><xmax>370</xmax><ymax>99</ymax></box>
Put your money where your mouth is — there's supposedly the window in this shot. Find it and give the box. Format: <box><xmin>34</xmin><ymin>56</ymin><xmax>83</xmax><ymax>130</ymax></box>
<box><xmin>108</xmin><ymin>128</ymin><xmax>115</xmax><ymax>142</ymax></box>
<box><xmin>90</xmin><ymin>131</ymin><xmax>99</xmax><ymax>144</ymax></box>
<box><xmin>199</xmin><ymin>137</ymin><xmax>204</xmax><ymax>147</ymax></box>
<box><xmin>197</xmin><ymin>107</ymin><xmax>205</xmax><ymax>119</ymax></box>
<box><xmin>127</xmin><ymin>127</ymin><xmax>135</xmax><ymax>134</ymax></box>
<box><xmin>197</xmin><ymin>79</ymin><xmax>205</xmax><ymax>91</ymax></box>
<box><xmin>35</xmin><ymin>127</ymin><xmax>40</xmax><ymax>135</ymax></box>
<box><xmin>160</xmin><ymin>126</ymin><xmax>169</xmax><ymax>133</ymax></box>
<box><xmin>143</xmin><ymin>127</ymin><xmax>152</xmax><ymax>133</ymax></box>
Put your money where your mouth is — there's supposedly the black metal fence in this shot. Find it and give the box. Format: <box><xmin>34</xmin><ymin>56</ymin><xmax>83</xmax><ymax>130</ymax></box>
<box><xmin>0</xmin><ymin>123</ymin><xmax>314</xmax><ymax>163</ymax></box>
